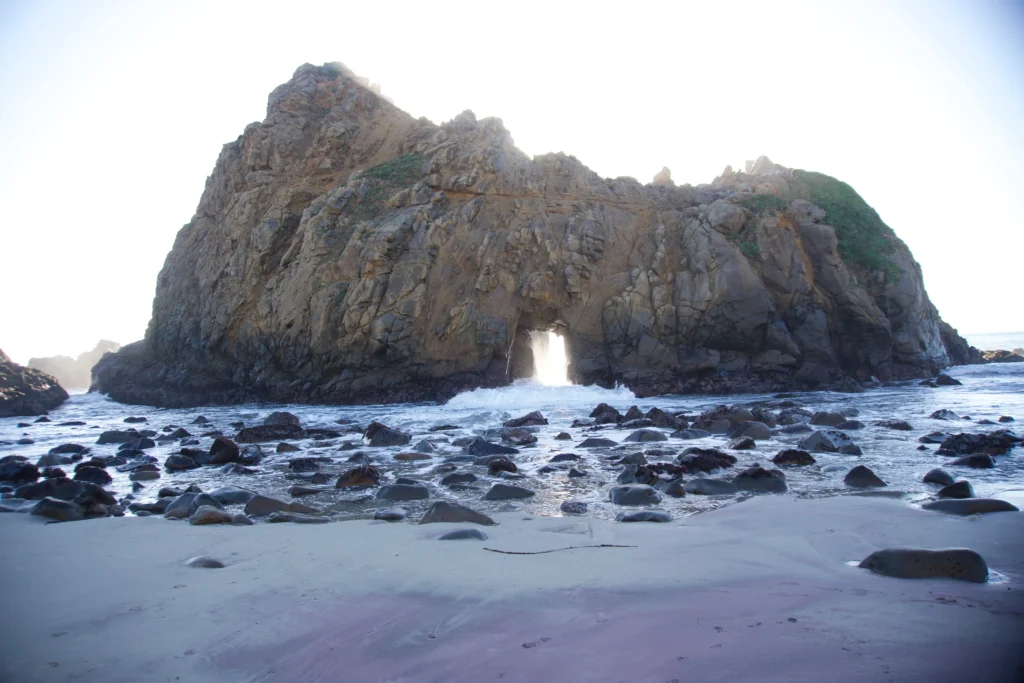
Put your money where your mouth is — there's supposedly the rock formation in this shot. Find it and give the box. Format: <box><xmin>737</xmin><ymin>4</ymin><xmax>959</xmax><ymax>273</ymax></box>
<box><xmin>93</xmin><ymin>62</ymin><xmax>976</xmax><ymax>407</ymax></box>
<box><xmin>1</xmin><ymin>349</ymin><xmax>69</xmax><ymax>416</ymax></box>
<box><xmin>29</xmin><ymin>340</ymin><xmax>120</xmax><ymax>389</ymax></box>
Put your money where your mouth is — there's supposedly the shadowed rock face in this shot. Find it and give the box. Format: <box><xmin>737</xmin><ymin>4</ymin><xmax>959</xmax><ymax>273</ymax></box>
<box><xmin>1</xmin><ymin>349</ymin><xmax>69</xmax><ymax>417</ymax></box>
<box><xmin>93</xmin><ymin>62</ymin><xmax>974</xmax><ymax>407</ymax></box>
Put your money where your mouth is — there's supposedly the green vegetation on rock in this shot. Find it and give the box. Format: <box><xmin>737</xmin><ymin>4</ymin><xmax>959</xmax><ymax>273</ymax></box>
<box><xmin>787</xmin><ymin>170</ymin><xmax>899</xmax><ymax>279</ymax></box>
<box><xmin>737</xmin><ymin>193</ymin><xmax>787</xmax><ymax>215</ymax></box>
<box><xmin>354</xmin><ymin>153</ymin><xmax>426</xmax><ymax>220</ymax></box>
<box><xmin>738</xmin><ymin>241</ymin><xmax>761</xmax><ymax>259</ymax></box>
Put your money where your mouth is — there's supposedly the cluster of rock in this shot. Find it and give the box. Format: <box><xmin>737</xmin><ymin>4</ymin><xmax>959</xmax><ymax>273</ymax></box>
<box><xmin>27</xmin><ymin>340</ymin><xmax>120</xmax><ymax>389</ymax></box>
<box><xmin>982</xmin><ymin>349</ymin><xmax>1024</xmax><ymax>363</ymax></box>
<box><xmin>92</xmin><ymin>61</ymin><xmax>977</xmax><ymax>407</ymax></box>
<box><xmin>0</xmin><ymin>349</ymin><xmax>68</xmax><ymax>417</ymax></box>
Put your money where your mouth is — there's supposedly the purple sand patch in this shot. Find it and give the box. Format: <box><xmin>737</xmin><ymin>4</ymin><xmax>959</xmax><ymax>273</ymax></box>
<box><xmin>213</xmin><ymin>582</ymin><xmax>1024</xmax><ymax>682</ymax></box>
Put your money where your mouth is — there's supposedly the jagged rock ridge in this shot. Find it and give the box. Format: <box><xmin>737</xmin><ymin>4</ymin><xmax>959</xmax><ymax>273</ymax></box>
<box><xmin>1</xmin><ymin>349</ymin><xmax>69</xmax><ymax>416</ymax></box>
<box><xmin>29</xmin><ymin>340</ymin><xmax>120</xmax><ymax>389</ymax></box>
<box><xmin>93</xmin><ymin>62</ymin><xmax>975</xmax><ymax>407</ymax></box>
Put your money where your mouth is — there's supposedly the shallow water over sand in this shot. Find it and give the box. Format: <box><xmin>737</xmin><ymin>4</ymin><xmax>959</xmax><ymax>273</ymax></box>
<box><xmin>2</xmin><ymin>363</ymin><xmax>1022</xmax><ymax>521</ymax></box>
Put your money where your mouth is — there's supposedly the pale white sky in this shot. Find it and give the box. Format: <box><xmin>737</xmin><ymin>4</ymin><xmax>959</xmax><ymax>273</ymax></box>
<box><xmin>1</xmin><ymin>0</ymin><xmax>1022</xmax><ymax>365</ymax></box>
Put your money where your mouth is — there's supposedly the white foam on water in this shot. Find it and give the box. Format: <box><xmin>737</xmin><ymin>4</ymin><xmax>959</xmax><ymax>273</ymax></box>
<box><xmin>446</xmin><ymin>379</ymin><xmax>635</xmax><ymax>410</ymax></box>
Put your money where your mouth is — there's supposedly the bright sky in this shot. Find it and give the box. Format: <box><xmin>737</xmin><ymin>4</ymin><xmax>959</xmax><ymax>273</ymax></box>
<box><xmin>1</xmin><ymin>0</ymin><xmax>1022</xmax><ymax>365</ymax></box>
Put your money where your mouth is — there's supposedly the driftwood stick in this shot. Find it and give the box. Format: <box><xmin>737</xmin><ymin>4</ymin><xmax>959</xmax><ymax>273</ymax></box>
<box><xmin>482</xmin><ymin>544</ymin><xmax>637</xmax><ymax>555</ymax></box>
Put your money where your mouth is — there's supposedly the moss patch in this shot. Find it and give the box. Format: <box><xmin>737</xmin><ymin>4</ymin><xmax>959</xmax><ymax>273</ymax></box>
<box><xmin>353</xmin><ymin>153</ymin><xmax>426</xmax><ymax>221</ymax></box>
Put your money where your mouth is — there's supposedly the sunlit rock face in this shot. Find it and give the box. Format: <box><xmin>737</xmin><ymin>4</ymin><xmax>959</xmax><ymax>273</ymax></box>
<box><xmin>92</xmin><ymin>62</ymin><xmax>974</xmax><ymax>407</ymax></box>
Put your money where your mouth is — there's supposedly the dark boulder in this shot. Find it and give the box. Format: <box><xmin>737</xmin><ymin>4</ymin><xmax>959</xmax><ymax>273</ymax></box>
<box><xmin>923</xmin><ymin>468</ymin><xmax>955</xmax><ymax>486</ymax></box>
<box><xmin>677</xmin><ymin>448</ymin><xmax>737</xmax><ymax>473</ymax></box>
<box><xmin>235</xmin><ymin>424</ymin><xmax>304</xmax><ymax>443</ymax></box>
<box><xmin>875</xmin><ymin>420</ymin><xmax>913</xmax><ymax>431</ymax></box>
<box><xmin>419</xmin><ymin>501</ymin><xmax>496</xmax><ymax>525</ymax></box>
<box><xmin>844</xmin><ymin>465</ymin><xmax>886</xmax><ymax>488</ymax></box>
<box><xmin>949</xmin><ymin>454</ymin><xmax>995</xmax><ymax>469</ymax></box>
<box><xmin>734</xmin><ymin>466</ymin><xmax>787</xmax><ymax>493</ymax></box>
<box><xmin>364</xmin><ymin>421</ymin><xmax>410</xmax><ymax>447</ymax></box>
<box><xmin>937</xmin><ymin>430</ymin><xmax>1019</xmax><ymax>456</ymax></box>
<box><xmin>577</xmin><ymin>437</ymin><xmax>618</xmax><ymax>448</ymax></box>
<box><xmin>96</xmin><ymin>429</ymin><xmax>140</xmax><ymax>444</ymax></box>
<box><xmin>503</xmin><ymin>411</ymin><xmax>548</xmax><ymax>428</ymax></box>
<box><xmin>771</xmin><ymin>449</ymin><xmax>816</xmax><ymax>466</ymax></box>
<box><xmin>31</xmin><ymin>497</ymin><xmax>85</xmax><ymax>522</ymax></box>
<box><xmin>0</xmin><ymin>459</ymin><xmax>39</xmax><ymax>482</ymax></box>
<box><xmin>501</xmin><ymin>428</ymin><xmax>538</xmax><ymax>446</ymax></box>
<box><xmin>937</xmin><ymin>480</ymin><xmax>974</xmax><ymax>499</ymax></box>
<box><xmin>935</xmin><ymin>374</ymin><xmax>962</xmax><ymax>386</ymax></box>
<box><xmin>73</xmin><ymin>466</ymin><xmax>113</xmax><ymax>486</ymax></box>
<box><xmin>375</xmin><ymin>484</ymin><xmax>429</xmax><ymax>501</ymax></box>
<box><xmin>483</xmin><ymin>483</ymin><xmax>535</xmax><ymax>500</ymax></box>
<box><xmin>264</xmin><ymin>411</ymin><xmax>300</xmax><ymax>426</ymax></box>
<box><xmin>462</xmin><ymin>437</ymin><xmax>518</xmax><ymax>456</ymax></box>
<box><xmin>335</xmin><ymin>465</ymin><xmax>381</xmax><ymax>488</ymax></box>
<box><xmin>164</xmin><ymin>454</ymin><xmax>200</xmax><ymax>471</ymax></box>
<box><xmin>209</xmin><ymin>437</ymin><xmax>240</xmax><ymax>465</ymax></box>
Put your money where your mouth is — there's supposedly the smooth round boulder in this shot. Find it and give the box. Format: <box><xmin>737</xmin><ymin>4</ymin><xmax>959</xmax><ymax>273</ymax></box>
<box><xmin>950</xmin><ymin>454</ymin><xmax>995</xmax><ymax>469</ymax></box>
<box><xmin>578</xmin><ymin>437</ymin><xmax>618</xmax><ymax>448</ymax></box>
<box><xmin>683</xmin><ymin>478</ymin><xmax>739</xmax><ymax>495</ymax></box>
<box><xmin>921</xmin><ymin>499</ymin><xmax>1019</xmax><ymax>515</ymax></box>
<box><xmin>438</xmin><ymin>528</ymin><xmax>488</xmax><ymax>541</ymax></box>
<box><xmin>483</xmin><ymin>483</ymin><xmax>535</xmax><ymax>500</ymax></box>
<box><xmin>186</xmin><ymin>556</ymin><xmax>224</xmax><ymax>569</ymax></box>
<box><xmin>73</xmin><ymin>466</ymin><xmax>112</xmax><ymax>486</ymax></box>
<box><xmin>733</xmin><ymin>466</ymin><xmax>787</xmax><ymax>493</ymax></box>
<box><xmin>771</xmin><ymin>449</ymin><xmax>815</xmax><ymax>466</ymax></box>
<box><xmin>727</xmin><ymin>421</ymin><xmax>772</xmax><ymax>440</ymax></box>
<box><xmin>923</xmin><ymin>468</ymin><xmax>955</xmax><ymax>486</ymax></box>
<box><xmin>164</xmin><ymin>454</ymin><xmax>199</xmax><ymax>472</ymax></box>
<box><xmin>616</xmin><ymin>510</ymin><xmax>672</xmax><ymax>523</ymax></box>
<box><xmin>937</xmin><ymin>480</ymin><xmax>974</xmax><ymax>499</ymax></box>
<box><xmin>608</xmin><ymin>484</ymin><xmax>662</xmax><ymax>506</ymax></box>
<box><xmin>844</xmin><ymin>465</ymin><xmax>886</xmax><ymax>488</ymax></box>
<box><xmin>264</xmin><ymin>411</ymin><xmax>300</xmax><ymax>427</ymax></box>
<box><xmin>798</xmin><ymin>429</ymin><xmax>856</xmax><ymax>453</ymax></box>
<box><xmin>624</xmin><ymin>429</ymin><xmax>668</xmax><ymax>443</ymax></box>
<box><xmin>373</xmin><ymin>508</ymin><xmax>407</xmax><ymax>522</ymax></box>
<box><xmin>441</xmin><ymin>472</ymin><xmax>478</xmax><ymax>486</ymax></box>
<box><xmin>30</xmin><ymin>497</ymin><xmax>85</xmax><ymax>522</ymax></box>
<box><xmin>209</xmin><ymin>486</ymin><xmax>257</xmax><ymax>505</ymax></box>
<box><xmin>729</xmin><ymin>437</ymin><xmax>756</xmax><ymax>450</ymax></box>
<box><xmin>189</xmin><ymin>506</ymin><xmax>233</xmax><ymax>525</ymax></box>
<box><xmin>419</xmin><ymin>501</ymin><xmax>495</xmax><ymax>525</ymax></box>
<box><xmin>335</xmin><ymin>465</ymin><xmax>381</xmax><ymax>488</ymax></box>
<box><xmin>859</xmin><ymin>547</ymin><xmax>988</xmax><ymax>583</ymax></box>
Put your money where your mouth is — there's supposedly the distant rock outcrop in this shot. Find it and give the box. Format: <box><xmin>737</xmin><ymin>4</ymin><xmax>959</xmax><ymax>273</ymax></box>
<box><xmin>982</xmin><ymin>349</ymin><xmax>1024</xmax><ymax>363</ymax></box>
<box><xmin>93</xmin><ymin>62</ymin><xmax>974</xmax><ymax>407</ymax></box>
<box><xmin>0</xmin><ymin>349</ymin><xmax>69</xmax><ymax>416</ymax></box>
<box><xmin>29</xmin><ymin>340</ymin><xmax>120</xmax><ymax>389</ymax></box>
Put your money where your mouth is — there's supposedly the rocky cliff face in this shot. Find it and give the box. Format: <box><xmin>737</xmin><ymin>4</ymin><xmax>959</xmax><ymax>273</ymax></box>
<box><xmin>1</xmin><ymin>349</ymin><xmax>69</xmax><ymax>416</ymax></box>
<box><xmin>29</xmin><ymin>340</ymin><xmax>120</xmax><ymax>389</ymax></box>
<box><xmin>93</xmin><ymin>63</ymin><xmax>975</xmax><ymax>407</ymax></box>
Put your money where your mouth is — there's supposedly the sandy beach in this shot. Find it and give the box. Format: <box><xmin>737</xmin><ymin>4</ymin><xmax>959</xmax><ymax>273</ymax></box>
<box><xmin>1</xmin><ymin>495</ymin><xmax>1022</xmax><ymax>683</ymax></box>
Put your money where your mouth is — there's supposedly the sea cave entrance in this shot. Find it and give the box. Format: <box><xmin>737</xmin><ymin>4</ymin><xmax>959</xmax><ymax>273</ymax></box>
<box><xmin>508</xmin><ymin>313</ymin><xmax>573</xmax><ymax>386</ymax></box>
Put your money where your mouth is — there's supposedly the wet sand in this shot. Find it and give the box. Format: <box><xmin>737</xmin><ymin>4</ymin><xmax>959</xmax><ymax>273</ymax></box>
<box><xmin>1</xmin><ymin>495</ymin><xmax>1022</xmax><ymax>682</ymax></box>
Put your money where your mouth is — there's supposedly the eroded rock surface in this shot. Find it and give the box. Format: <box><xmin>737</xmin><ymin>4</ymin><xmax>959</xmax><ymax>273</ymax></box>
<box><xmin>92</xmin><ymin>63</ymin><xmax>975</xmax><ymax>407</ymax></box>
<box><xmin>1</xmin><ymin>349</ymin><xmax>68</xmax><ymax>417</ymax></box>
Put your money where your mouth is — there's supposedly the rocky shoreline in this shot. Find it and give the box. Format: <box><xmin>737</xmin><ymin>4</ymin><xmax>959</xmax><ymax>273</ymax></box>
<box><xmin>0</xmin><ymin>349</ymin><xmax>68</xmax><ymax>417</ymax></box>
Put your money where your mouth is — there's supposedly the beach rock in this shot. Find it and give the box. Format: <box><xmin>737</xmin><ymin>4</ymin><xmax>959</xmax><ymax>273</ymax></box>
<box><xmin>501</xmin><ymin>428</ymin><xmax>537</xmax><ymax>446</ymax></box>
<box><xmin>937</xmin><ymin>430</ymin><xmax>1020</xmax><ymax>456</ymax></box>
<box><xmin>129</xmin><ymin>470</ymin><xmax>160</xmax><ymax>482</ymax></box>
<box><xmin>844</xmin><ymin>465</ymin><xmax>886</xmax><ymax>488</ymax></box>
<box><xmin>231</xmin><ymin>513</ymin><xmax>254</xmax><ymax>525</ymax></box>
<box><xmin>729</xmin><ymin>437</ymin><xmax>756</xmax><ymax>450</ymax></box>
<box><xmin>677</xmin><ymin>448</ymin><xmax>737</xmax><ymax>473</ymax></box>
<box><xmin>554</xmin><ymin>432</ymin><xmax>572</xmax><ymax>441</ymax></box>
<box><xmin>373</xmin><ymin>508</ymin><xmax>407</xmax><ymax>522</ymax></box>
<box><xmin>209</xmin><ymin>486</ymin><xmax>257</xmax><ymax>505</ymax></box>
<box><xmin>268</xmin><ymin>511</ymin><xmax>329</xmax><ymax>524</ymax></box>
<box><xmin>549</xmin><ymin>453</ymin><xmax>581</xmax><ymax>463</ymax></box>
<box><xmin>658</xmin><ymin>480</ymin><xmax>687</xmax><ymax>497</ymax></box>
<box><xmin>590</xmin><ymin>403</ymin><xmax>622</xmax><ymax>424</ymax></box>
<box><xmin>30</xmin><ymin>497</ymin><xmax>85</xmax><ymax>522</ymax></box>
<box><xmin>810</xmin><ymin>411</ymin><xmax>846</xmax><ymax>427</ymax></box>
<box><xmin>412</xmin><ymin>440</ymin><xmax>436</xmax><ymax>454</ymax></box>
<box><xmin>375</xmin><ymin>484</ymin><xmax>429</xmax><ymax>501</ymax></box>
<box><xmin>237</xmin><ymin>444</ymin><xmax>264</xmax><ymax>465</ymax></box>
<box><xmin>438</xmin><ymin>528</ymin><xmax>488</xmax><ymax>541</ymax></box>
<box><xmin>164</xmin><ymin>454</ymin><xmax>199</xmax><ymax>471</ymax></box>
<box><xmin>289</xmin><ymin>485</ymin><xmax>330</xmax><ymax>497</ymax></box>
<box><xmin>276</xmin><ymin>442</ymin><xmax>301</xmax><ymax>453</ymax></box>
<box><xmin>624</xmin><ymin>429</ymin><xmax>668</xmax><ymax>443</ymax></box>
<box><xmin>616</xmin><ymin>510</ymin><xmax>672</xmax><ymax>523</ymax></box>
<box><xmin>616</xmin><ymin>464</ymin><xmax>659</xmax><ymax>486</ymax></box>
<box><xmin>560</xmin><ymin>501</ymin><xmax>588</xmax><ymax>514</ymax></box>
<box><xmin>937</xmin><ymin>480</ymin><xmax>974</xmax><ymax>499</ymax></box>
<box><xmin>393</xmin><ymin>452</ymin><xmax>431</xmax><ymax>462</ymax></box>
<box><xmin>190</xmin><ymin>505</ymin><xmax>233</xmax><ymax>525</ymax></box>
<box><xmin>235</xmin><ymin>424</ymin><xmax>304</xmax><ymax>443</ymax></box>
<box><xmin>578</xmin><ymin>437</ymin><xmax>618</xmax><ymax>449</ymax></box>
<box><xmin>999</xmin><ymin>416</ymin><xmax>1014</xmax><ymax>423</ymax></box>
<box><xmin>463</xmin><ymin>437</ymin><xmax>518</xmax><ymax>456</ymax></box>
<box><xmin>670</xmin><ymin>428</ymin><xmax>713</xmax><ymax>439</ymax></box>
<box><xmin>441</xmin><ymin>472</ymin><xmax>478</xmax><ymax>486</ymax></box>
<box><xmin>206</xmin><ymin>437</ymin><xmax>240</xmax><ymax>465</ymax></box>
<box><xmin>364</xmin><ymin>422</ymin><xmax>410</xmax><ymax>447</ymax></box>
<box><xmin>615</xmin><ymin>453</ymin><xmax>647</xmax><ymax>466</ymax></box>
<box><xmin>483</xmin><ymin>483</ymin><xmax>535</xmax><ymax>500</ymax></box>
<box><xmin>919</xmin><ymin>432</ymin><xmax>948</xmax><ymax>444</ymax></box>
<box><xmin>503</xmin><ymin>411</ymin><xmax>548</xmax><ymax>428</ymax></box>
<box><xmin>726</xmin><ymin>421</ymin><xmax>772</xmax><ymax>440</ymax></box>
<box><xmin>429</xmin><ymin>424</ymin><xmax>459</xmax><ymax>432</ymax></box>
<box><xmin>96</xmin><ymin>430</ymin><xmax>140</xmax><ymax>445</ymax></box>
<box><xmin>73</xmin><ymin>466</ymin><xmax>112</xmax><ymax>486</ymax></box>
<box><xmin>734</xmin><ymin>466</ymin><xmax>787</xmax><ymax>493</ymax></box>
<box><xmin>48</xmin><ymin>443</ymin><xmax>90</xmax><ymax>456</ymax></box>
<box><xmin>876</xmin><ymin>420</ymin><xmax>913</xmax><ymax>431</ymax></box>
<box><xmin>192</xmin><ymin>416</ymin><xmax>210</xmax><ymax>424</ymax></box>
<box><xmin>921</xmin><ymin>499</ymin><xmax>1019</xmax><ymax>515</ymax></box>
<box><xmin>930</xmin><ymin>409</ymin><xmax>960</xmax><ymax>420</ymax></box>
<box><xmin>935</xmin><ymin>373</ymin><xmax>962</xmax><ymax>386</ymax></box>
<box><xmin>419</xmin><ymin>501</ymin><xmax>496</xmax><ymax>525</ymax></box>
<box><xmin>772</xmin><ymin>449</ymin><xmax>815</xmax><ymax>466</ymax></box>
<box><xmin>264</xmin><ymin>411</ymin><xmax>300</xmax><ymax>427</ymax></box>
<box><xmin>923</xmin><ymin>468</ymin><xmax>955</xmax><ymax>486</ymax></box>
<box><xmin>287</xmin><ymin>457</ymin><xmax>321</xmax><ymax>472</ymax></box>
<box><xmin>485</xmin><ymin>456</ymin><xmax>518</xmax><ymax>475</ymax></box>
<box><xmin>859</xmin><ymin>548</ymin><xmax>987</xmax><ymax>582</ymax></box>
<box><xmin>244</xmin><ymin>494</ymin><xmax>294</xmax><ymax>515</ymax></box>
<box><xmin>186</xmin><ymin>556</ymin><xmax>224</xmax><ymax>569</ymax></box>
<box><xmin>132</xmin><ymin>498</ymin><xmax>173</xmax><ymax>514</ymax></box>
<box><xmin>684</xmin><ymin>478</ymin><xmax>739</xmax><ymax>495</ymax></box>
<box><xmin>336</xmin><ymin>465</ymin><xmax>381</xmax><ymax>488</ymax></box>
<box><xmin>609</xmin><ymin>484</ymin><xmax>662</xmax><ymax>505</ymax></box>
<box><xmin>119</xmin><ymin>437</ymin><xmax>156</xmax><ymax>451</ymax></box>
<box><xmin>41</xmin><ymin>467</ymin><xmax>67</xmax><ymax>479</ymax></box>
<box><xmin>837</xmin><ymin>420</ymin><xmax>864</xmax><ymax>430</ymax></box>
<box><xmin>798</xmin><ymin>429</ymin><xmax>857</xmax><ymax>453</ymax></box>
<box><xmin>949</xmin><ymin>454</ymin><xmax>995</xmax><ymax>469</ymax></box>
<box><xmin>221</xmin><ymin>463</ymin><xmax>257</xmax><ymax>475</ymax></box>
<box><xmin>0</xmin><ymin>460</ymin><xmax>39</xmax><ymax>482</ymax></box>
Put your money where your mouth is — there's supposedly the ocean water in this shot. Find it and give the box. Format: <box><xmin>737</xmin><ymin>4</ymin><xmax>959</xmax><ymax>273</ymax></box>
<box><xmin>965</xmin><ymin>331</ymin><xmax>1024</xmax><ymax>352</ymax></box>
<box><xmin>2</xmin><ymin>363</ymin><xmax>1022</xmax><ymax>521</ymax></box>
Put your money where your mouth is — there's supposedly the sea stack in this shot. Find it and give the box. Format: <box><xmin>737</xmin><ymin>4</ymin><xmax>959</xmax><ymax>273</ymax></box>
<box><xmin>93</xmin><ymin>62</ymin><xmax>975</xmax><ymax>407</ymax></box>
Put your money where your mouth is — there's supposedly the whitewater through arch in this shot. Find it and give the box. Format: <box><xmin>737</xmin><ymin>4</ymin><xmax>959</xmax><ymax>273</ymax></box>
<box><xmin>530</xmin><ymin>330</ymin><xmax>571</xmax><ymax>386</ymax></box>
